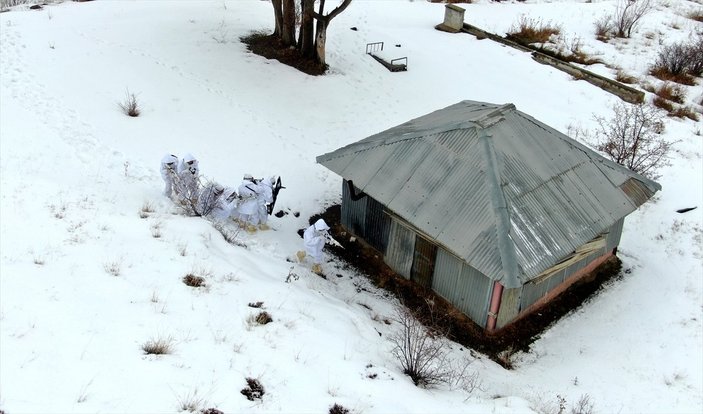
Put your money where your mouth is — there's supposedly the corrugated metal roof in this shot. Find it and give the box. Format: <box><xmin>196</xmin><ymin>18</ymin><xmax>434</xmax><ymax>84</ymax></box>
<box><xmin>317</xmin><ymin>100</ymin><xmax>661</xmax><ymax>288</ymax></box>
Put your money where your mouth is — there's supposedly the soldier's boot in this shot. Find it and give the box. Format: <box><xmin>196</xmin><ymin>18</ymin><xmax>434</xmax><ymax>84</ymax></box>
<box><xmin>311</xmin><ymin>263</ymin><xmax>322</xmax><ymax>275</ymax></box>
<box><xmin>296</xmin><ymin>251</ymin><xmax>306</xmax><ymax>262</ymax></box>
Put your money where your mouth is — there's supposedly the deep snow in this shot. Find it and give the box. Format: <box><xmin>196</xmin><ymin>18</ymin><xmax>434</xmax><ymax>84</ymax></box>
<box><xmin>0</xmin><ymin>1</ymin><xmax>701</xmax><ymax>413</ymax></box>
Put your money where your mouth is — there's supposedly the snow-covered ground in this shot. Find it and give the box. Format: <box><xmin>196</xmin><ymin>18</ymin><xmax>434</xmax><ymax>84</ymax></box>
<box><xmin>0</xmin><ymin>1</ymin><xmax>701</xmax><ymax>413</ymax></box>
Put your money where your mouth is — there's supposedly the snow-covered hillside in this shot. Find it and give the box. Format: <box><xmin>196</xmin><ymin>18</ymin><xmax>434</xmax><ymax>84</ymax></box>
<box><xmin>1</xmin><ymin>1</ymin><xmax>701</xmax><ymax>413</ymax></box>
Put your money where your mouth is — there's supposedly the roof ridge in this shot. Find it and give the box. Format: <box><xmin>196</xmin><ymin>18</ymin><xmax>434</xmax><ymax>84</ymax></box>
<box><xmin>480</xmin><ymin>130</ymin><xmax>522</xmax><ymax>288</ymax></box>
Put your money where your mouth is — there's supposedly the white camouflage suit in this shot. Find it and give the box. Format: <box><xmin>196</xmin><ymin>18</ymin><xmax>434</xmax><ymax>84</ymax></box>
<box><xmin>176</xmin><ymin>153</ymin><xmax>200</xmax><ymax>203</ymax></box>
<box><xmin>237</xmin><ymin>174</ymin><xmax>262</xmax><ymax>226</ymax></box>
<box><xmin>160</xmin><ymin>154</ymin><xmax>178</xmax><ymax>197</ymax></box>
<box><xmin>256</xmin><ymin>176</ymin><xmax>275</xmax><ymax>227</ymax></box>
<box><xmin>303</xmin><ymin>218</ymin><xmax>330</xmax><ymax>266</ymax></box>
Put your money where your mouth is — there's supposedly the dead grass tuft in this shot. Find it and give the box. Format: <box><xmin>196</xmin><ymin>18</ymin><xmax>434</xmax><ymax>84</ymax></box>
<box><xmin>688</xmin><ymin>11</ymin><xmax>703</xmax><ymax>22</ymax></box>
<box><xmin>183</xmin><ymin>274</ymin><xmax>206</xmax><ymax>288</ymax></box>
<box><xmin>141</xmin><ymin>335</ymin><xmax>174</xmax><ymax>355</ymax></box>
<box><xmin>240</xmin><ymin>377</ymin><xmax>265</xmax><ymax>401</ymax></box>
<box><xmin>655</xmin><ymin>82</ymin><xmax>686</xmax><ymax>104</ymax></box>
<box><xmin>615</xmin><ymin>70</ymin><xmax>638</xmax><ymax>84</ymax></box>
<box><xmin>507</xmin><ymin>16</ymin><xmax>561</xmax><ymax>45</ymax></box>
<box><xmin>652</xmin><ymin>96</ymin><xmax>675</xmax><ymax>113</ymax></box>
<box><xmin>118</xmin><ymin>89</ymin><xmax>141</xmax><ymax>117</ymax></box>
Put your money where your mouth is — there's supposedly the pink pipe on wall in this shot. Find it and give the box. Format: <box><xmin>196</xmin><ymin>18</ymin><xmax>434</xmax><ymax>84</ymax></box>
<box><xmin>486</xmin><ymin>281</ymin><xmax>504</xmax><ymax>331</ymax></box>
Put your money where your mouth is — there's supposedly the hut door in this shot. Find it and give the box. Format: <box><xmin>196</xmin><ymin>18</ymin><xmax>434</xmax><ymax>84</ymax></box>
<box><xmin>410</xmin><ymin>236</ymin><xmax>437</xmax><ymax>289</ymax></box>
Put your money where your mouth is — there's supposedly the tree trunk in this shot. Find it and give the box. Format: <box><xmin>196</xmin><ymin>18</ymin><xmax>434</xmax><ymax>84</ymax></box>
<box><xmin>271</xmin><ymin>0</ymin><xmax>283</xmax><ymax>37</ymax></box>
<box><xmin>281</xmin><ymin>0</ymin><xmax>296</xmax><ymax>47</ymax></box>
<box><xmin>298</xmin><ymin>0</ymin><xmax>315</xmax><ymax>58</ymax></box>
<box><xmin>315</xmin><ymin>19</ymin><xmax>328</xmax><ymax>65</ymax></box>
<box><xmin>312</xmin><ymin>0</ymin><xmax>352</xmax><ymax>65</ymax></box>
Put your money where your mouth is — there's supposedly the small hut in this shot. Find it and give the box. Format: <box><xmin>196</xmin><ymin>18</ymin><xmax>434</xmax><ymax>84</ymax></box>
<box><xmin>317</xmin><ymin>100</ymin><xmax>660</xmax><ymax>331</ymax></box>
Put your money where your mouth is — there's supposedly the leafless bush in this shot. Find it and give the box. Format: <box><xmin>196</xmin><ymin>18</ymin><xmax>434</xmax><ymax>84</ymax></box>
<box><xmin>594</xmin><ymin>15</ymin><xmax>613</xmax><ymax>42</ymax></box>
<box><xmin>240</xmin><ymin>377</ymin><xmax>265</xmax><ymax>401</ymax></box>
<box><xmin>651</xmin><ymin>34</ymin><xmax>703</xmax><ymax>83</ymax></box>
<box><xmin>389</xmin><ymin>305</ymin><xmax>453</xmax><ymax>387</ymax></box>
<box><xmin>103</xmin><ymin>260</ymin><xmax>122</xmax><ymax>276</ymax></box>
<box><xmin>141</xmin><ymin>335</ymin><xmax>174</xmax><ymax>355</ymax></box>
<box><xmin>685</xmin><ymin>34</ymin><xmax>703</xmax><ymax>77</ymax></box>
<box><xmin>211</xmin><ymin>221</ymin><xmax>246</xmax><ymax>248</ymax></box>
<box><xmin>176</xmin><ymin>389</ymin><xmax>206</xmax><ymax>412</ymax></box>
<box><xmin>571</xmin><ymin>394</ymin><xmax>595</xmax><ymax>414</ymax></box>
<box><xmin>118</xmin><ymin>89</ymin><xmax>141</xmax><ymax>117</ymax></box>
<box><xmin>329</xmin><ymin>403</ymin><xmax>350</xmax><ymax>414</ymax></box>
<box><xmin>591</xmin><ymin>102</ymin><xmax>672</xmax><ymax>180</ymax></box>
<box><xmin>652</xmin><ymin>42</ymin><xmax>693</xmax><ymax>78</ymax></box>
<box><xmin>612</xmin><ymin>0</ymin><xmax>653</xmax><ymax>38</ymax></box>
<box><xmin>507</xmin><ymin>16</ymin><xmax>561</xmax><ymax>45</ymax></box>
<box><xmin>655</xmin><ymin>82</ymin><xmax>686</xmax><ymax>104</ymax></box>
<box><xmin>201</xmin><ymin>408</ymin><xmax>223</xmax><ymax>414</ymax></box>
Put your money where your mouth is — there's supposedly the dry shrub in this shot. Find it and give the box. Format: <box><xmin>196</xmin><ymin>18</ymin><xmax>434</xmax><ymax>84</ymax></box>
<box><xmin>329</xmin><ymin>404</ymin><xmax>350</xmax><ymax>414</ymax></box>
<box><xmin>507</xmin><ymin>16</ymin><xmax>561</xmax><ymax>45</ymax></box>
<box><xmin>240</xmin><ymin>378</ymin><xmax>265</xmax><ymax>401</ymax></box>
<box><xmin>615</xmin><ymin>70</ymin><xmax>637</xmax><ymax>84</ymax></box>
<box><xmin>254</xmin><ymin>311</ymin><xmax>272</xmax><ymax>325</ymax></box>
<box><xmin>141</xmin><ymin>335</ymin><xmax>173</xmax><ymax>355</ymax></box>
<box><xmin>118</xmin><ymin>89</ymin><xmax>141</xmax><ymax>117</ymax></box>
<box><xmin>650</xmin><ymin>67</ymin><xmax>696</xmax><ymax>86</ymax></box>
<box><xmin>594</xmin><ymin>15</ymin><xmax>612</xmax><ymax>42</ymax></box>
<box><xmin>655</xmin><ymin>83</ymin><xmax>686</xmax><ymax>104</ymax></box>
<box><xmin>670</xmin><ymin>106</ymin><xmax>700</xmax><ymax>121</ymax></box>
<box><xmin>183</xmin><ymin>274</ymin><xmax>206</xmax><ymax>287</ymax></box>
<box><xmin>653</xmin><ymin>96</ymin><xmax>675</xmax><ymax>112</ymax></box>
<box><xmin>688</xmin><ymin>11</ymin><xmax>703</xmax><ymax>22</ymax></box>
<box><xmin>201</xmin><ymin>409</ymin><xmax>223</xmax><ymax>414</ymax></box>
<box><xmin>651</xmin><ymin>36</ymin><xmax>703</xmax><ymax>84</ymax></box>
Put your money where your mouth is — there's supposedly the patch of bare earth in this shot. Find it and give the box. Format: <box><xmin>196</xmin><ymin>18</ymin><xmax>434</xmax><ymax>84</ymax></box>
<box><xmin>241</xmin><ymin>32</ymin><xmax>327</xmax><ymax>76</ymax></box>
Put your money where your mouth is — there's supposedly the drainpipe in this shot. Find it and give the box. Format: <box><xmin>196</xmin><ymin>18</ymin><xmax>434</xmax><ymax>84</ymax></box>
<box><xmin>486</xmin><ymin>281</ymin><xmax>504</xmax><ymax>332</ymax></box>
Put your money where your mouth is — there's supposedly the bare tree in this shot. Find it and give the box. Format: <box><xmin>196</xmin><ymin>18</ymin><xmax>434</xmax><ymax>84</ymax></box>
<box><xmin>591</xmin><ymin>102</ymin><xmax>672</xmax><ymax>180</ymax></box>
<box><xmin>271</xmin><ymin>0</ymin><xmax>352</xmax><ymax>66</ymax></box>
<box><xmin>613</xmin><ymin>0</ymin><xmax>653</xmax><ymax>38</ymax></box>
<box><xmin>310</xmin><ymin>0</ymin><xmax>352</xmax><ymax>65</ymax></box>
<box><xmin>389</xmin><ymin>305</ymin><xmax>452</xmax><ymax>387</ymax></box>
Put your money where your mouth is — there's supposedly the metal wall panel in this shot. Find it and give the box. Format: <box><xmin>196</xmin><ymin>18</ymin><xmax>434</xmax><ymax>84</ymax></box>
<box><xmin>432</xmin><ymin>248</ymin><xmax>492</xmax><ymax>326</ymax></box>
<box><xmin>606</xmin><ymin>217</ymin><xmax>624</xmax><ymax>251</ymax></box>
<box><xmin>365</xmin><ymin>195</ymin><xmax>390</xmax><ymax>253</ymax></box>
<box><xmin>385</xmin><ymin>219</ymin><xmax>415</xmax><ymax>279</ymax></box>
